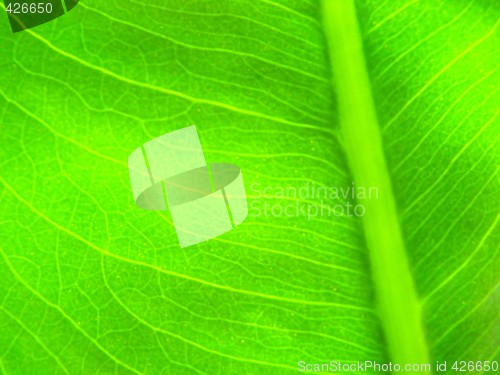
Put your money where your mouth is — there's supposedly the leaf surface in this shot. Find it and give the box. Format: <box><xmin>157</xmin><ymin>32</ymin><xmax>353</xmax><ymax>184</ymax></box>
<box><xmin>0</xmin><ymin>0</ymin><xmax>498</xmax><ymax>373</ymax></box>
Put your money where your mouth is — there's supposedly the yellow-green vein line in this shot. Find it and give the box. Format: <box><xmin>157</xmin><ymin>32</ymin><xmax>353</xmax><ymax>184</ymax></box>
<box><xmin>321</xmin><ymin>0</ymin><xmax>430</xmax><ymax>368</ymax></box>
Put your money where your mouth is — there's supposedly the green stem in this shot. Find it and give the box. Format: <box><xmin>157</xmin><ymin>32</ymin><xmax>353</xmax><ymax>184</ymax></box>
<box><xmin>320</xmin><ymin>0</ymin><xmax>430</xmax><ymax>369</ymax></box>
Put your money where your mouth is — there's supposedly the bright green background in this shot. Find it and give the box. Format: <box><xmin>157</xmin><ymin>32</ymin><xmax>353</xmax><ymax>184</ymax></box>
<box><xmin>0</xmin><ymin>0</ymin><xmax>498</xmax><ymax>373</ymax></box>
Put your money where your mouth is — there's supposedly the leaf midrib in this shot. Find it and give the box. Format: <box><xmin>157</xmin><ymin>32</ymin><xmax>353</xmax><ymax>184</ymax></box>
<box><xmin>320</xmin><ymin>0</ymin><xmax>430</xmax><ymax>368</ymax></box>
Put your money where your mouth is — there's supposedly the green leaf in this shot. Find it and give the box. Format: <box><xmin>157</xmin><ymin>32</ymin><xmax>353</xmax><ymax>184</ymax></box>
<box><xmin>0</xmin><ymin>0</ymin><xmax>498</xmax><ymax>373</ymax></box>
